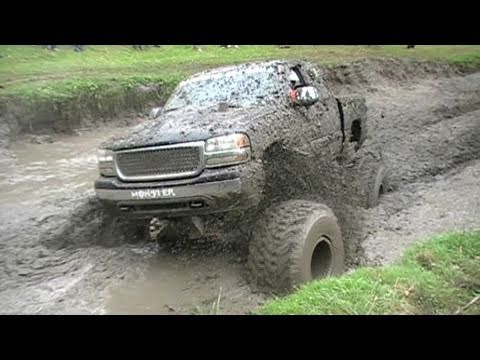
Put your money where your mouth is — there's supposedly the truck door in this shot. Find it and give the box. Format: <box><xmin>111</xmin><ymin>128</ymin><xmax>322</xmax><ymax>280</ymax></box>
<box><xmin>289</xmin><ymin>65</ymin><xmax>344</xmax><ymax>157</ymax></box>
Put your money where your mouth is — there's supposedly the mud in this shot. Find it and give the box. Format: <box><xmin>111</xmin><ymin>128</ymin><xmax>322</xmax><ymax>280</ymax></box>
<box><xmin>1</xmin><ymin>60</ymin><xmax>480</xmax><ymax>314</ymax></box>
<box><xmin>362</xmin><ymin>159</ymin><xmax>480</xmax><ymax>266</ymax></box>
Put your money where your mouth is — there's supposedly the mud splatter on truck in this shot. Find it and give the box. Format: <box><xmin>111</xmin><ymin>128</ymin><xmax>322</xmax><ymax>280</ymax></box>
<box><xmin>95</xmin><ymin>60</ymin><xmax>387</xmax><ymax>292</ymax></box>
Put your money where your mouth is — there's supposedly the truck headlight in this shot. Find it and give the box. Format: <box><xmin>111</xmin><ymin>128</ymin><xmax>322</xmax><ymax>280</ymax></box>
<box><xmin>205</xmin><ymin>133</ymin><xmax>251</xmax><ymax>168</ymax></box>
<box><xmin>97</xmin><ymin>149</ymin><xmax>116</xmax><ymax>177</ymax></box>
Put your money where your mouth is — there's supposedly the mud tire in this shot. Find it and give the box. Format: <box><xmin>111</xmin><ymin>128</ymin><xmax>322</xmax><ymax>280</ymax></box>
<box><xmin>353</xmin><ymin>145</ymin><xmax>389</xmax><ymax>208</ymax></box>
<box><xmin>248</xmin><ymin>200</ymin><xmax>344</xmax><ymax>293</ymax></box>
<box><xmin>367</xmin><ymin>164</ymin><xmax>388</xmax><ymax>208</ymax></box>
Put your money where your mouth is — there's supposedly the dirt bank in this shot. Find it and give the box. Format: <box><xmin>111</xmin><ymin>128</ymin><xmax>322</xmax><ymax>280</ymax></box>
<box><xmin>0</xmin><ymin>84</ymin><xmax>169</xmax><ymax>149</ymax></box>
<box><xmin>0</xmin><ymin>60</ymin><xmax>479</xmax><ymax>314</ymax></box>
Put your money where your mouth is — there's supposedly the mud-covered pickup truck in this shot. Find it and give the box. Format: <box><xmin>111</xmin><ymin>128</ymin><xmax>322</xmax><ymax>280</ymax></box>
<box><xmin>95</xmin><ymin>60</ymin><xmax>387</xmax><ymax>292</ymax></box>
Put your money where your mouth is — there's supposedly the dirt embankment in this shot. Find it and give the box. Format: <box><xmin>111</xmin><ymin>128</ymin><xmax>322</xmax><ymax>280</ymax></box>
<box><xmin>0</xmin><ymin>84</ymin><xmax>169</xmax><ymax>148</ymax></box>
<box><xmin>0</xmin><ymin>59</ymin><xmax>479</xmax><ymax>314</ymax></box>
<box><xmin>322</xmin><ymin>58</ymin><xmax>467</xmax><ymax>95</ymax></box>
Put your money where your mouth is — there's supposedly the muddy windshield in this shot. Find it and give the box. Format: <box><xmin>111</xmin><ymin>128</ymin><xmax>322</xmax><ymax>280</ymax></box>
<box><xmin>164</xmin><ymin>64</ymin><xmax>288</xmax><ymax>112</ymax></box>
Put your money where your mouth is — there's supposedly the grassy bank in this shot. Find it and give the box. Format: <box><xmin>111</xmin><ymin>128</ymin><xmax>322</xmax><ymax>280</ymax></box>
<box><xmin>1</xmin><ymin>45</ymin><xmax>480</xmax><ymax>102</ymax></box>
<box><xmin>258</xmin><ymin>231</ymin><xmax>480</xmax><ymax>315</ymax></box>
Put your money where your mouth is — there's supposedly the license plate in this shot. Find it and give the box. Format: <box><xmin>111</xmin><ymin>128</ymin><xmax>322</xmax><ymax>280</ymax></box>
<box><xmin>130</xmin><ymin>188</ymin><xmax>176</xmax><ymax>200</ymax></box>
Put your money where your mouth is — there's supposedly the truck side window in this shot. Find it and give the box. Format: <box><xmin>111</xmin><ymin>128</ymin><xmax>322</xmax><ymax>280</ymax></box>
<box><xmin>289</xmin><ymin>66</ymin><xmax>308</xmax><ymax>89</ymax></box>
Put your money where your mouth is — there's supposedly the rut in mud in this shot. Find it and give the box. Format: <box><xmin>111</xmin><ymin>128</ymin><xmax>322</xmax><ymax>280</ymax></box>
<box><xmin>1</xmin><ymin>60</ymin><xmax>480</xmax><ymax>314</ymax></box>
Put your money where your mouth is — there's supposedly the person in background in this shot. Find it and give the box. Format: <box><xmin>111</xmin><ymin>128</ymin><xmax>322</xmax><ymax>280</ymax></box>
<box><xmin>73</xmin><ymin>45</ymin><xmax>85</xmax><ymax>52</ymax></box>
<box><xmin>132</xmin><ymin>46</ymin><xmax>163</xmax><ymax>50</ymax></box>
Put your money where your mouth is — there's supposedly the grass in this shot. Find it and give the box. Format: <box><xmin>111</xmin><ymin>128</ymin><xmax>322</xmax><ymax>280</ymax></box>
<box><xmin>258</xmin><ymin>231</ymin><xmax>480</xmax><ymax>315</ymax></box>
<box><xmin>1</xmin><ymin>45</ymin><xmax>480</xmax><ymax>102</ymax></box>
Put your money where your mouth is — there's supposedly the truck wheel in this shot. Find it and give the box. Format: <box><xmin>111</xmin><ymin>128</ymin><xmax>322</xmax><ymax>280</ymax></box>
<box><xmin>367</xmin><ymin>164</ymin><xmax>388</xmax><ymax>208</ymax></box>
<box><xmin>352</xmin><ymin>145</ymin><xmax>389</xmax><ymax>208</ymax></box>
<box><xmin>248</xmin><ymin>200</ymin><xmax>344</xmax><ymax>293</ymax></box>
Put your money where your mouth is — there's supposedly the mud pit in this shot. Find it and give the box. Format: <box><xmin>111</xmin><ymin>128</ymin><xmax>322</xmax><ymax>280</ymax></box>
<box><xmin>1</xmin><ymin>62</ymin><xmax>480</xmax><ymax>314</ymax></box>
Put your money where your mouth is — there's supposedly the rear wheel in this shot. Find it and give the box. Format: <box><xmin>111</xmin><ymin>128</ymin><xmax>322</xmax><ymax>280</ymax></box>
<box><xmin>352</xmin><ymin>146</ymin><xmax>389</xmax><ymax>208</ymax></box>
<box><xmin>367</xmin><ymin>164</ymin><xmax>388</xmax><ymax>208</ymax></box>
<box><xmin>248</xmin><ymin>200</ymin><xmax>344</xmax><ymax>293</ymax></box>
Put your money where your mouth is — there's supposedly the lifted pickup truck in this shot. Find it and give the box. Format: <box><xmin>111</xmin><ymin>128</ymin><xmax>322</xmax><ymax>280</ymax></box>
<box><xmin>95</xmin><ymin>60</ymin><xmax>387</xmax><ymax>292</ymax></box>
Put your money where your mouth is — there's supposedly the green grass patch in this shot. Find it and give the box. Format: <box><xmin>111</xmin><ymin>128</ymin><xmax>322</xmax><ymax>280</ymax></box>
<box><xmin>258</xmin><ymin>231</ymin><xmax>480</xmax><ymax>315</ymax></box>
<box><xmin>1</xmin><ymin>45</ymin><xmax>480</xmax><ymax>102</ymax></box>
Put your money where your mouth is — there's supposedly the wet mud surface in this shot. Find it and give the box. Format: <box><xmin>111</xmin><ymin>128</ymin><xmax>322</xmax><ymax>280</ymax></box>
<box><xmin>1</xmin><ymin>62</ymin><xmax>480</xmax><ymax>314</ymax></box>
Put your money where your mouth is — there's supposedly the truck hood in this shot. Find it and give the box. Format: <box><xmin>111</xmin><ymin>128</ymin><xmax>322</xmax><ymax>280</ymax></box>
<box><xmin>102</xmin><ymin>105</ymin><xmax>276</xmax><ymax>151</ymax></box>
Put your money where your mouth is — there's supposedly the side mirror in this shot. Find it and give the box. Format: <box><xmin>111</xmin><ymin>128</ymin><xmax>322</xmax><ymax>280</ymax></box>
<box><xmin>289</xmin><ymin>86</ymin><xmax>320</xmax><ymax>107</ymax></box>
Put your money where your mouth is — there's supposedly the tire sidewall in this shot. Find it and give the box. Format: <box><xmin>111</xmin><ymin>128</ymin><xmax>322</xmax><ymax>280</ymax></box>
<box><xmin>297</xmin><ymin>210</ymin><xmax>344</xmax><ymax>284</ymax></box>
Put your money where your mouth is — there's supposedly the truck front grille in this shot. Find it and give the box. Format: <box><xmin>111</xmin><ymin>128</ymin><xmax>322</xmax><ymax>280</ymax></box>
<box><xmin>114</xmin><ymin>142</ymin><xmax>204</xmax><ymax>181</ymax></box>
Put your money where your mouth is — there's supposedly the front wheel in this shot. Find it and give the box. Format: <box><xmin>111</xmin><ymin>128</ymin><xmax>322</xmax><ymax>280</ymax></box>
<box><xmin>248</xmin><ymin>200</ymin><xmax>344</xmax><ymax>293</ymax></box>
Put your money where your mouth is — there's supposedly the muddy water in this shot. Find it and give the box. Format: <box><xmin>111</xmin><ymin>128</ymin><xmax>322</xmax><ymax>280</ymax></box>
<box><xmin>0</xmin><ymin>128</ymin><xmax>124</xmax><ymax>204</ymax></box>
<box><xmin>107</xmin><ymin>253</ymin><xmax>257</xmax><ymax>315</ymax></box>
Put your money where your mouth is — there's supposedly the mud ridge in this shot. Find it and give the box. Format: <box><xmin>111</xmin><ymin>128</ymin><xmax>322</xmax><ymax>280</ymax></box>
<box><xmin>321</xmin><ymin>58</ymin><xmax>466</xmax><ymax>95</ymax></box>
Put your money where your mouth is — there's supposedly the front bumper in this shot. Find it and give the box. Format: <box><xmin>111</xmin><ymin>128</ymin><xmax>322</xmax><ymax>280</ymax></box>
<box><xmin>94</xmin><ymin>164</ymin><xmax>264</xmax><ymax>218</ymax></box>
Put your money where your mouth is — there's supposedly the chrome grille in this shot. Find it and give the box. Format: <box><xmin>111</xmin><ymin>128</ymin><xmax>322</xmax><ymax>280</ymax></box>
<box><xmin>114</xmin><ymin>142</ymin><xmax>204</xmax><ymax>181</ymax></box>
